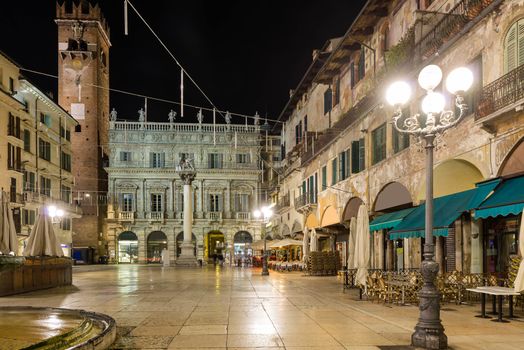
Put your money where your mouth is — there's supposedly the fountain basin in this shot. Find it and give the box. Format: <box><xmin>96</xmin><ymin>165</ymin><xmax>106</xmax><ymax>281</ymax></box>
<box><xmin>0</xmin><ymin>306</ymin><xmax>116</xmax><ymax>349</ymax></box>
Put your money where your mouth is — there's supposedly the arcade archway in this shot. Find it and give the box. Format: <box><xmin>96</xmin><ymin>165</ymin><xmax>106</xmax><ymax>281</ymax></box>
<box><xmin>147</xmin><ymin>231</ymin><xmax>167</xmax><ymax>264</ymax></box>
<box><xmin>117</xmin><ymin>231</ymin><xmax>138</xmax><ymax>264</ymax></box>
<box><xmin>205</xmin><ymin>230</ymin><xmax>225</xmax><ymax>262</ymax></box>
<box><xmin>233</xmin><ymin>231</ymin><xmax>253</xmax><ymax>259</ymax></box>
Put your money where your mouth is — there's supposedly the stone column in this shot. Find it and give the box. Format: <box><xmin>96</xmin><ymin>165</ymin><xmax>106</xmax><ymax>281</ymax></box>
<box><xmin>176</xmin><ymin>170</ymin><xmax>198</xmax><ymax>266</ymax></box>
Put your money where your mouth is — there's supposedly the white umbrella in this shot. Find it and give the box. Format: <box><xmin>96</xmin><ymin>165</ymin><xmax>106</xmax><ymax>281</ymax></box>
<box><xmin>302</xmin><ymin>228</ymin><xmax>309</xmax><ymax>262</ymax></box>
<box><xmin>0</xmin><ymin>191</ymin><xmax>18</xmax><ymax>255</ymax></box>
<box><xmin>23</xmin><ymin>211</ymin><xmax>64</xmax><ymax>257</ymax></box>
<box><xmin>310</xmin><ymin>228</ymin><xmax>318</xmax><ymax>252</ymax></box>
<box><xmin>514</xmin><ymin>209</ymin><xmax>524</xmax><ymax>292</ymax></box>
<box><xmin>347</xmin><ymin>217</ymin><xmax>357</xmax><ymax>268</ymax></box>
<box><xmin>354</xmin><ymin>204</ymin><xmax>370</xmax><ymax>288</ymax></box>
<box><xmin>269</xmin><ymin>238</ymin><xmax>303</xmax><ymax>248</ymax></box>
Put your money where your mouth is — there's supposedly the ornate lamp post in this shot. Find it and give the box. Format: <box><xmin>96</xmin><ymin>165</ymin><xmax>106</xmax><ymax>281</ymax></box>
<box><xmin>253</xmin><ymin>205</ymin><xmax>273</xmax><ymax>276</ymax></box>
<box><xmin>386</xmin><ymin>64</ymin><xmax>473</xmax><ymax>349</ymax></box>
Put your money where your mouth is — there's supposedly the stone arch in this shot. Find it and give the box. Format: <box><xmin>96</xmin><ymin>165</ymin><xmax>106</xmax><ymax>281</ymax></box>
<box><xmin>320</xmin><ymin>205</ymin><xmax>340</xmax><ymax>227</ymax></box>
<box><xmin>118</xmin><ymin>231</ymin><xmax>138</xmax><ymax>241</ymax></box>
<box><xmin>497</xmin><ymin>136</ymin><xmax>524</xmax><ymax>177</ymax></box>
<box><xmin>281</xmin><ymin>224</ymin><xmax>291</xmax><ymax>237</ymax></box>
<box><xmin>305</xmin><ymin>212</ymin><xmax>319</xmax><ymax>229</ymax></box>
<box><xmin>234</xmin><ymin>231</ymin><xmax>253</xmax><ymax>243</ymax></box>
<box><xmin>373</xmin><ymin>182</ymin><xmax>413</xmax><ymax>212</ymax></box>
<box><xmin>342</xmin><ymin>197</ymin><xmax>364</xmax><ymax>222</ymax></box>
<box><xmin>147</xmin><ymin>231</ymin><xmax>167</xmax><ymax>264</ymax></box>
<box><xmin>416</xmin><ymin>159</ymin><xmax>484</xmax><ymax>202</ymax></box>
<box><xmin>291</xmin><ymin>220</ymin><xmax>302</xmax><ymax>234</ymax></box>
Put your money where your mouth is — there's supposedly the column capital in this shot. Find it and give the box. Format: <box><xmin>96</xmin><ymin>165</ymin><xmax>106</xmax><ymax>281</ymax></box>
<box><xmin>178</xmin><ymin>170</ymin><xmax>197</xmax><ymax>185</ymax></box>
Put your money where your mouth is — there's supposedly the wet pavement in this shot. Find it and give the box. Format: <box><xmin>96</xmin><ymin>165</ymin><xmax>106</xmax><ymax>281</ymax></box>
<box><xmin>0</xmin><ymin>265</ymin><xmax>523</xmax><ymax>349</ymax></box>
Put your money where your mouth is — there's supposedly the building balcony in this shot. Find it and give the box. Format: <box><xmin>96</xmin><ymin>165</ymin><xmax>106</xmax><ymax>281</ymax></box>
<box><xmin>476</xmin><ymin>63</ymin><xmax>524</xmax><ymax>124</ymax></box>
<box><xmin>235</xmin><ymin>212</ymin><xmax>251</xmax><ymax>221</ymax></box>
<box><xmin>119</xmin><ymin>211</ymin><xmax>135</xmax><ymax>222</ymax></box>
<box><xmin>23</xmin><ymin>191</ymin><xmax>81</xmax><ymax>216</ymax></box>
<box><xmin>275</xmin><ymin>194</ymin><xmax>290</xmax><ymax>213</ymax></box>
<box><xmin>415</xmin><ymin>0</ymin><xmax>497</xmax><ymax>59</ymax></box>
<box><xmin>148</xmin><ymin>211</ymin><xmax>164</xmax><ymax>222</ymax></box>
<box><xmin>294</xmin><ymin>192</ymin><xmax>317</xmax><ymax>213</ymax></box>
<box><xmin>8</xmin><ymin>192</ymin><xmax>24</xmax><ymax>207</ymax></box>
<box><xmin>207</xmin><ymin>211</ymin><xmax>222</xmax><ymax>222</ymax></box>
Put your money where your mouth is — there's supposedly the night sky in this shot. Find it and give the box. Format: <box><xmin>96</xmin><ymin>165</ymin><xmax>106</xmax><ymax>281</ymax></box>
<box><xmin>1</xmin><ymin>0</ymin><xmax>366</xmax><ymax>125</ymax></box>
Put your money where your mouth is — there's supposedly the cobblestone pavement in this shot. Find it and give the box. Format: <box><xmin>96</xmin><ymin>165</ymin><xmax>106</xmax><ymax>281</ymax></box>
<box><xmin>1</xmin><ymin>265</ymin><xmax>524</xmax><ymax>349</ymax></box>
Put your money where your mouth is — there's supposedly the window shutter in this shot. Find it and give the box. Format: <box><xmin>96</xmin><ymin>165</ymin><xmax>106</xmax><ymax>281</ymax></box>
<box><xmin>518</xmin><ymin>20</ymin><xmax>524</xmax><ymax>68</ymax></box>
<box><xmin>351</xmin><ymin>141</ymin><xmax>360</xmax><ymax>173</ymax></box>
<box><xmin>505</xmin><ymin>22</ymin><xmax>517</xmax><ymax>73</ymax></box>
<box><xmin>161</xmin><ymin>153</ymin><xmax>165</xmax><ymax>167</ymax></box>
<box><xmin>149</xmin><ymin>152</ymin><xmax>154</xmax><ymax>167</ymax></box>
<box><xmin>345</xmin><ymin>150</ymin><xmax>351</xmax><ymax>176</ymax></box>
<box><xmin>350</xmin><ymin>62</ymin><xmax>355</xmax><ymax>88</ymax></box>
<box><xmin>331</xmin><ymin>158</ymin><xmax>337</xmax><ymax>185</ymax></box>
<box><xmin>359</xmin><ymin>138</ymin><xmax>365</xmax><ymax>171</ymax></box>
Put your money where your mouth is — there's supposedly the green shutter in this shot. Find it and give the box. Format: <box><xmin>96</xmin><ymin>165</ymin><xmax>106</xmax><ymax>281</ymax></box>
<box><xmin>331</xmin><ymin>158</ymin><xmax>337</xmax><ymax>185</ymax></box>
<box><xmin>351</xmin><ymin>141</ymin><xmax>360</xmax><ymax>173</ymax></box>
<box><xmin>322</xmin><ymin>166</ymin><xmax>327</xmax><ymax>190</ymax></box>
<box><xmin>359</xmin><ymin>138</ymin><xmax>365</xmax><ymax>171</ymax></box>
<box><xmin>505</xmin><ymin>21</ymin><xmax>518</xmax><ymax>73</ymax></box>
<box><xmin>518</xmin><ymin>20</ymin><xmax>524</xmax><ymax>68</ymax></box>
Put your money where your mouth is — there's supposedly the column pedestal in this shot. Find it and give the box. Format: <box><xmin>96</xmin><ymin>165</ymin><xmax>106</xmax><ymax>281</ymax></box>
<box><xmin>175</xmin><ymin>170</ymin><xmax>198</xmax><ymax>267</ymax></box>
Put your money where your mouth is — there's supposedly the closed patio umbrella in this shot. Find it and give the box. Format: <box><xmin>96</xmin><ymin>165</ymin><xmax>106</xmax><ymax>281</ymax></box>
<box><xmin>302</xmin><ymin>227</ymin><xmax>309</xmax><ymax>261</ymax></box>
<box><xmin>23</xmin><ymin>211</ymin><xmax>64</xmax><ymax>257</ymax></box>
<box><xmin>514</xmin><ymin>209</ymin><xmax>524</xmax><ymax>292</ymax></box>
<box><xmin>347</xmin><ymin>217</ymin><xmax>356</xmax><ymax>268</ymax></box>
<box><xmin>310</xmin><ymin>228</ymin><xmax>318</xmax><ymax>252</ymax></box>
<box><xmin>0</xmin><ymin>191</ymin><xmax>18</xmax><ymax>255</ymax></box>
<box><xmin>354</xmin><ymin>204</ymin><xmax>370</xmax><ymax>288</ymax></box>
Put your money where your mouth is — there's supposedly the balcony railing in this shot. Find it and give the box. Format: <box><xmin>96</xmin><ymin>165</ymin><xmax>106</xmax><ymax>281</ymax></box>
<box><xmin>207</xmin><ymin>211</ymin><xmax>222</xmax><ymax>221</ymax></box>
<box><xmin>110</xmin><ymin>120</ymin><xmax>259</xmax><ymax>134</ymax></box>
<box><xmin>8</xmin><ymin>192</ymin><xmax>24</xmax><ymax>205</ymax></box>
<box><xmin>148</xmin><ymin>212</ymin><xmax>164</xmax><ymax>221</ymax></box>
<box><xmin>476</xmin><ymin>64</ymin><xmax>524</xmax><ymax>120</ymax></box>
<box><xmin>119</xmin><ymin>212</ymin><xmax>135</xmax><ymax>221</ymax></box>
<box><xmin>294</xmin><ymin>192</ymin><xmax>317</xmax><ymax>211</ymax></box>
<box><xmin>416</xmin><ymin>0</ymin><xmax>496</xmax><ymax>59</ymax></box>
<box><xmin>109</xmin><ymin>160</ymin><xmax>259</xmax><ymax>170</ymax></box>
<box><xmin>276</xmin><ymin>194</ymin><xmax>290</xmax><ymax>212</ymax></box>
<box><xmin>235</xmin><ymin>212</ymin><xmax>251</xmax><ymax>221</ymax></box>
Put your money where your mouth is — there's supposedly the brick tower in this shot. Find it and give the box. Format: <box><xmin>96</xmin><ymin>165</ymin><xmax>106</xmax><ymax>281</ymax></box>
<box><xmin>56</xmin><ymin>0</ymin><xmax>110</xmax><ymax>261</ymax></box>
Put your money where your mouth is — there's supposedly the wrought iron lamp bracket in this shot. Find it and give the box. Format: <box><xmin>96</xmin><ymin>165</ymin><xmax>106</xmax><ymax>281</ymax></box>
<box><xmin>392</xmin><ymin>95</ymin><xmax>467</xmax><ymax>138</ymax></box>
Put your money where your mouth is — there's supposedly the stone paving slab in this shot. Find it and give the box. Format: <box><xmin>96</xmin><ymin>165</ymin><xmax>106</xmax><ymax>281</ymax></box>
<box><xmin>0</xmin><ymin>265</ymin><xmax>523</xmax><ymax>349</ymax></box>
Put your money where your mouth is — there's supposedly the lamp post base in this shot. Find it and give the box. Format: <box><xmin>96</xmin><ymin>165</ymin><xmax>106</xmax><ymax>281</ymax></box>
<box><xmin>261</xmin><ymin>255</ymin><xmax>269</xmax><ymax>276</ymax></box>
<box><xmin>411</xmin><ymin>259</ymin><xmax>447</xmax><ymax>350</ymax></box>
<box><xmin>175</xmin><ymin>243</ymin><xmax>198</xmax><ymax>267</ymax></box>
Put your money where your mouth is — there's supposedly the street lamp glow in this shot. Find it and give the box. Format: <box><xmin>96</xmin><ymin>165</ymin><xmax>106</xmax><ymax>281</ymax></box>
<box><xmin>47</xmin><ymin>205</ymin><xmax>57</xmax><ymax>217</ymax></box>
<box><xmin>386</xmin><ymin>81</ymin><xmax>411</xmax><ymax>106</ymax></box>
<box><xmin>56</xmin><ymin>209</ymin><xmax>64</xmax><ymax>218</ymax></box>
<box><xmin>421</xmin><ymin>92</ymin><xmax>446</xmax><ymax>114</ymax></box>
<box><xmin>253</xmin><ymin>210</ymin><xmax>261</xmax><ymax>219</ymax></box>
<box><xmin>446</xmin><ymin>66</ymin><xmax>473</xmax><ymax>95</ymax></box>
<box><xmin>418</xmin><ymin>64</ymin><xmax>442</xmax><ymax>91</ymax></box>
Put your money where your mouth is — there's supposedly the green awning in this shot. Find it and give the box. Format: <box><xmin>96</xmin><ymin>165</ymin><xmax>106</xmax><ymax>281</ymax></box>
<box><xmin>369</xmin><ymin>207</ymin><xmax>416</xmax><ymax>232</ymax></box>
<box><xmin>389</xmin><ymin>178</ymin><xmax>500</xmax><ymax>240</ymax></box>
<box><xmin>475</xmin><ymin>176</ymin><xmax>524</xmax><ymax>219</ymax></box>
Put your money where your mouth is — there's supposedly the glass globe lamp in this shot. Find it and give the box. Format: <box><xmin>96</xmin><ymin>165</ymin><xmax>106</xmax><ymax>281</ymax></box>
<box><xmin>446</xmin><ymin>67</ymin><xmax>473</xmax><ymax>95</ymax></box>
<box><xmin>418</xmin><ymin>65</ymin><xmax>443</xmax><ymax>91</ymax></box>
<box><xmin>386</xmin><ymin>81</ymin><xmax>411</xmax><ymax>106</ymax></box>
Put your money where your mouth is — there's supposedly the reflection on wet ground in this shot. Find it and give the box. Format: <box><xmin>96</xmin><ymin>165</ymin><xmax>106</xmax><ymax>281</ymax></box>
<box><xmin>0</xmin><ymin>265</ymin><xmax>523</xmax><ymax>349</ymax></box>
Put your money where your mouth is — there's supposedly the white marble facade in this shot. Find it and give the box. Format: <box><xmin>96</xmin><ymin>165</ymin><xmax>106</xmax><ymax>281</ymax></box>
<box><xmin>105</xmin><ymin>119</ymin><xmax>263</xmax><ymax>264</ymax></box>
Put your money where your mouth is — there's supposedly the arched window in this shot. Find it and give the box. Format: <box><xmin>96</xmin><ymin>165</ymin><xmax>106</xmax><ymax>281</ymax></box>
<box><xmin>504</xmin><ymin>19</ymin><xmax>524</xmax><ymax>73</ymax></box>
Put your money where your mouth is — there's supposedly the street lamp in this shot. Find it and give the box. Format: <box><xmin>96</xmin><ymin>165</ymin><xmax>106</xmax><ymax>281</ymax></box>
<box><xmin>386</xmin><ymin>64</ymin><xmax>473</xmax><ymax>350</ymax></box>
<box><xmin>253</xmin><ymin>205</ymin><xmax>273</xmax><ymax>276</ymax></box>
<box><xmin>47</xmin><ymin>205</ymin><xmax>65</xmax><ymax>224</ymax></box>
